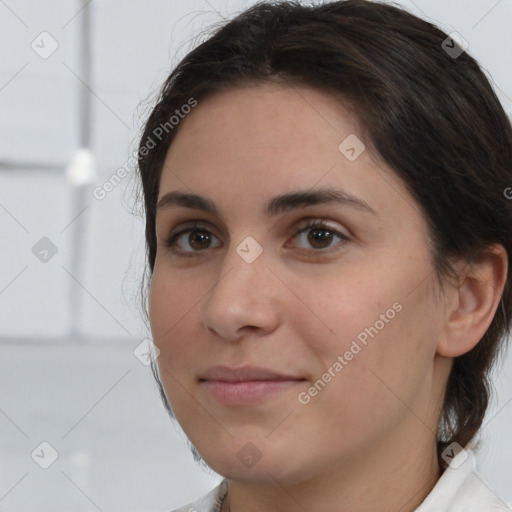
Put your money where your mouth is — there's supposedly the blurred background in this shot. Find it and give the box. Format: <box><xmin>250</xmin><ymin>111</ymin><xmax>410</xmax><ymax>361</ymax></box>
<box><xmin>0</xmin><ymin>0</ymin><xmax>511</xmax><ymax>510</ymax></box>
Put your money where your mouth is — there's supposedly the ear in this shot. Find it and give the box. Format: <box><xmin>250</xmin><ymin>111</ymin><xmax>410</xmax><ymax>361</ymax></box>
<box><xmin>436</xmin><ymin>244</ymin><xmax>508</xmax><ymax>358</ymax></box>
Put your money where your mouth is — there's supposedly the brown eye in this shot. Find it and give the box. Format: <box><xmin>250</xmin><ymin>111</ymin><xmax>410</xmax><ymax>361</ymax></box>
<box><xmin>164</xmin><ymin>222</ymin><xmax>221</xmax><ymax>257</ymax></box>
<box><xmin>289</xmin><ymin>220</ymin><xmax>348</xmax><ymax>252</ymax></box>
<box><xmin>163</xmin><ymin>219</ymin><xmax>348</xmax><ymax>258</ymax></box>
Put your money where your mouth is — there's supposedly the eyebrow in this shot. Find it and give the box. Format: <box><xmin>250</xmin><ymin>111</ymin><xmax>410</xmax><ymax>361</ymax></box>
<box><xmin>156</xmin><ymin>187</ymin><xmax>379</xmax><ymax>218</ymax></box>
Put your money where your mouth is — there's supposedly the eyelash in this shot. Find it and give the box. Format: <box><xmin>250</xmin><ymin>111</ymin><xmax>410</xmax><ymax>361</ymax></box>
<box><xmin>162</xmin><ymin>219</ymin><xmax>348</xmax><ymax>258</ymax></box>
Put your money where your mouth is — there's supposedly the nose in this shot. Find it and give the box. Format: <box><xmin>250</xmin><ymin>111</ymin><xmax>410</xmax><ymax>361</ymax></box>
<box><xmin>201</xmin><ymin>243</ymin><xmax>281</xmax><ymax>342</ymax></box>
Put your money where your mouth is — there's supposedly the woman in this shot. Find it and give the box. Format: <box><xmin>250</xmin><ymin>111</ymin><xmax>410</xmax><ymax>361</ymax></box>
<box><xmin>134</xmin><ymin>1</ymin><xmax>512</xmax><ymax>510</ymax></box>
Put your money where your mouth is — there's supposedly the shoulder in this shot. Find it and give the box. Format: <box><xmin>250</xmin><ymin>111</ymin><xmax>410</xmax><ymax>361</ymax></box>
<box><xmin>415</xmin><ymin>448</ymin><xmax>511</xmax><ymax>512</ymax></box>
<box><xmin>170</xmin><ymin>479</ymin><xmax>228</xmax><ymax>512</ymax></box>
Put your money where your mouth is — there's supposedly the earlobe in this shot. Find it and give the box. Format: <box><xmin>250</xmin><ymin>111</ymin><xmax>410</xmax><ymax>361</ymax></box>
<box><xmin>436</xmin><ymin>244</ymin><xmax>508</xmax><ymax>358</ymax></box>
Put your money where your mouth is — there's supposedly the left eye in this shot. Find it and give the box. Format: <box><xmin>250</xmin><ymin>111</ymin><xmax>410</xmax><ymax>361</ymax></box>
<box><xmin>163</xmin><ymin>219</ymin><xmax>348</xmax><ymax>257</ymax></box>
<box><xmin>289</xmin><ymin>220</ymin><xmax>348</xmax><ymax>252</ymax></box>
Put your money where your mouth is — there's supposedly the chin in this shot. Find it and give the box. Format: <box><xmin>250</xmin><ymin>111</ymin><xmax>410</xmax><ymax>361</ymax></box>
<box><xmin>198</xmin><ymin>444</ymin><xmax>314</xmax><ymax>487</ymax></box>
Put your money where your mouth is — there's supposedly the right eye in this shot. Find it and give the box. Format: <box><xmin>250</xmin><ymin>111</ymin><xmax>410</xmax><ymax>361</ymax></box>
<box><xmin>163</xmin><ymin>221</ymin><xmax>222</xmax><ymax>257</ymax></box>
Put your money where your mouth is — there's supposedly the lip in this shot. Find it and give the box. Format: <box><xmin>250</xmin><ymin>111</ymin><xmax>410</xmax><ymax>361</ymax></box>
<box><xmin>199</xmin><ymin>365</ymin><xmax>306</xmax><ymax>406</ymax></box>
<box><xmin>199</xmin><ymin>365</ymin><xmax>303</xmax><ymax>382</ymax></box>
<box><xmin>201</xmin><ymin>380</ymin><xmax>304</xmax><ymax>406</ymax></box>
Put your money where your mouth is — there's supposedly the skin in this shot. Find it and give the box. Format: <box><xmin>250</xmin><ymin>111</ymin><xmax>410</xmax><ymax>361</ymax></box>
<box><xmin>149</xmin><ymin>83</ymin><xmax>508</xmax><ymax>512</ymax></box>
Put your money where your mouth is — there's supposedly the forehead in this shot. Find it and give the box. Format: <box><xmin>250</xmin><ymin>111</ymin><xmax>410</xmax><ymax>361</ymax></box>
<box><xmin>162</xmin><ymin>85</ymin><xmax>359</xmax><ymax>185</ymax></box>
<box><xmin>157</xmin><ymin>84</ymin><xmax>419</xmax><ymax>230</ymax></box>
<box><xmin>165</xmin><ymin>83</ymin><xmax>361</xmax><ymax>160</ymax></box>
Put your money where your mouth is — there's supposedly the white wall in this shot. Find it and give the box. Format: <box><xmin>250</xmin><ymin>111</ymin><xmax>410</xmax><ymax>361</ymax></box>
<box><xmin>0</xmin><ymin>0</ymin><xmax>511</xmax><ymax>510</ymax></box>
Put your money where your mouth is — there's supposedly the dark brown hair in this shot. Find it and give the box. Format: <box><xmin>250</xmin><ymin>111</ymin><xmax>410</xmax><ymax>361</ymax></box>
<box><xmin>134</xmin><ymin>0</ymin><xmax>512</xmax><ymax>471</ymax></box>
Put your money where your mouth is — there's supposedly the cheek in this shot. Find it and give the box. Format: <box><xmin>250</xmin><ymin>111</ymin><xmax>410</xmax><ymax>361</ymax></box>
<box><xmin>149</xmin><ymin>267</ymin><xmax>194</xmax><ymax>340</ymax></box>
<box><xmin>148</xmin><ymin>275</ymin><xmax>171</xmax><ymax>346</ymax></box>
<box><xmin>148</xmin><ymin>273</ymin><xmax>206</xmax><ymax>420</ymax></box>
<box><xmin>303</xmin><ymin>254</ymin><xmax>439</xmax><ymax>409</ymax></box>
<box><xmin>301</xmin><ymin>269</ymin><xmax>399</xmax><ymax>357</ymax></box>
<box><xmin>148</xmin><ymin>270</ymin><xmax>200</xmax><ymax>372</ymax></box>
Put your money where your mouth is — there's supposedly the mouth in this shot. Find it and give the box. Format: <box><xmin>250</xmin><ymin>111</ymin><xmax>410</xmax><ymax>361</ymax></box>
<box><xmin>198</xmin><ymin>365</ymin><xmax>306</xmax><ymax>406</ymax></box>
<box><xmin>200</xmin><ymin>378</ymin><xmax>306</xmax><ymax>406</ymax></box>
<box><xmin>199</xmin><ymin>364</ymin><xmax>304</xmax><ymax>382</ymax></box>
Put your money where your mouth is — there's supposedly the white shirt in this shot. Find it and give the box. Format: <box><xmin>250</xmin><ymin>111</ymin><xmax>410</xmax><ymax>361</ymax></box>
<box><xmin>171</xmin><ymin>449</ymin><xmax>511</xmax><ymax>512</ymax></box>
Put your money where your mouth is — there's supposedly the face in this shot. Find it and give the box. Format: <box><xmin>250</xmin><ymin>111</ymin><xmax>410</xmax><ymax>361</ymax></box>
<box><xmin>149</xmin><ymin>84</ymin><xmax>448</xmax><ymax>486</ymax></box>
